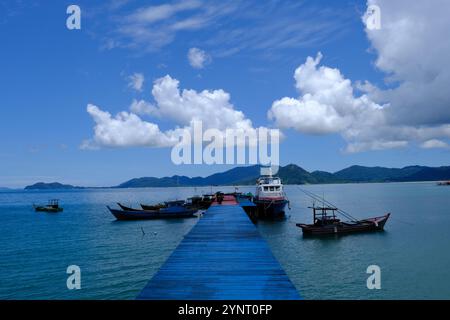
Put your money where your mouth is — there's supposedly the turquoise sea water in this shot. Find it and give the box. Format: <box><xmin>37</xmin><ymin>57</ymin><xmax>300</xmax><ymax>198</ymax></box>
<box><xmin>0</xmin><ymin>182</ymin><xmax>449</xmax><ymax>299</ymax></box>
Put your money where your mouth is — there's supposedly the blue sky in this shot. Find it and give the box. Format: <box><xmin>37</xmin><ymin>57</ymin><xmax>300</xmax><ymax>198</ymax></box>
<box><xmin>1</xmin><ymin>0</ymin><xmax>449</xmax><ymax>188</ymax></box>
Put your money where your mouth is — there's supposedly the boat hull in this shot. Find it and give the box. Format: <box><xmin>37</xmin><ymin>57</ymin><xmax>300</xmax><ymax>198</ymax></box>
<box><xmin>108</xmin><ymin>206</ymin><xmax>197</xmax><ymax>221</ymax></box>
<box><xmin>296</xmin><ymin>213</ymin><xmax>390</xmax><ymax>236</ymax></box>
<box><xmin>253</xmin><ymin>198</ymin><xmax>288</xmax><ymax>218</ymax></box>
<box><xmin>34</xmin><ymin>206</ymin><xmax>63</xmax><ymax>213</ymax></box>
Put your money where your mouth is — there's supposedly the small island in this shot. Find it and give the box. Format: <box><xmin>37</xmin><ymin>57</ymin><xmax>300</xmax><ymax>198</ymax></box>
<box><xmin>24</xmin><ymin>182</ymin><xmax>84</xmax><ymax>190</ymax></box>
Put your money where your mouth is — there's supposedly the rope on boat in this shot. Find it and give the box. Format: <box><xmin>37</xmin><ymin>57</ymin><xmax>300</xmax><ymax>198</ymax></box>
<box><xmin>284</xmin><ymin>192</ymin><xmax>291</xmax><ymax>210</ymax></box>
<box><xmin>297</xmin><ymin>187</ymin><xmax>360</xmax><ymax>222</ymax></box>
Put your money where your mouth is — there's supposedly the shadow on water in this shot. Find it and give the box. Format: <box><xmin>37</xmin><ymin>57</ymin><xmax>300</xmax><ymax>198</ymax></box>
<box><xmin>109</xmin><ymin>216</ymin><xmax>198</xmax><ymax>226</ymax></box>
<box><xmin>247</xmin><ymin>212</ymin><xmax>288</xmax><ymax>224</ymax></box>
<box><xmin>299</xmin><ymin>229</ymin><xmax>388</xmax><ymax>242</ymax></box>
<box><xmin>162</xmin><ymin>216</ymin><xmax>198</xmax><ymax>225</ymax></box>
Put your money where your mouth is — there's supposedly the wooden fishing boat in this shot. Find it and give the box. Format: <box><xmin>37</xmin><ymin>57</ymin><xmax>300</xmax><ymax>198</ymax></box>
<box><xmin>109</xmin><ymin>200</ymin><xmax>197</xmax><ymax>220</ymax></box>
<box><xmin>296</xmin><ymin>205</ymin><xmax>390</xmax><ymax>236</ymax></box>
<box><xmin>34</xmin><ymin>199</ymin><xmax>63</xmax><ymax>213</ymax></box>
<box><xmin>108</xmin><ymin>207</ymin><xmax>197</xmax><ymax>220</ymax></box>
<box><xmin>186</xmin><ymin>195</ymin><xmax>213</xmax><ymax>210</ymax></box>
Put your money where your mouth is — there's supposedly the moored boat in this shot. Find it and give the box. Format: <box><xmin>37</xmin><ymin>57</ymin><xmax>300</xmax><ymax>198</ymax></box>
<box><xmin>108</xmin><ymin>207</ymin><xmax>197</xmax><ymax>220</ymax></box>
<box><xmin>253</xmin><ymin>170</ymin><xmax>289</xmax><ymax>218</ymax></box>
<box><xmin>186</xmin><ymin>195</ymin><xmax>214</xmax><ymax>210</ymax></box>
<box><xmin>296</xmin><ymin>205</ymin><xmax>390</xmax><ymax>236</ymax></box>
<box><xmin>109</xmin><ymin>200</ymin><xmax>197</xmax><ymax>220</ymax></box>
<box><xmin>33</xmin><ymin>199</ymin><xmax>63</xmax><ymax>213</ymax></box>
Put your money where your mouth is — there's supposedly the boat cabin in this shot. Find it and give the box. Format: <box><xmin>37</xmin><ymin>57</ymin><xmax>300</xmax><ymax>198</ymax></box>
<box><xmin>33</xmin><ymin>199</ymin><xmax>63</xmax><ymax>213</ymax></box>
<box><xmin>48</xmin><ymin>199</ymin><xmax>60</xmax><ymax>209</ymax></box>
<box><xmin>309</xmin><ymin>206</ymin><xmax>341</xmax><ymax>226</ymax></box>
<box><xmin>256</xmin><ymin>176</ymin><xmax>285</xmax><ymax>198</ymax></box>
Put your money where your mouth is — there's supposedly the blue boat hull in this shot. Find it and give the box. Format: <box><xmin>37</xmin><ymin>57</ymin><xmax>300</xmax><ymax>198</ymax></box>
<box><xmin>108</xmin><ymin>206</ymin><xmax>197</xmax><ymax>220</ymax></box>
<box><xmin>253</xmin><ymin>198</ymin><xmax>288</xmax><ymax>218</ymax></box>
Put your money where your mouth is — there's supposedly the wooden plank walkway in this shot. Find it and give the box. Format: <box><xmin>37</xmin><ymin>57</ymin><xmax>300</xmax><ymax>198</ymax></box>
<box><xmin>137</xmin><ymin>195</ymin><xmax>301</xmax><ymax>300</ymax></box>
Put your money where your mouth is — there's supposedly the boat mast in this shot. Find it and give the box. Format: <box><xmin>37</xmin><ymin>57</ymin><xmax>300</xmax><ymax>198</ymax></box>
<box><xmin>299</xmin><ymin>187</ymin><xmax>359</xmax><ymax>222</ymax></box>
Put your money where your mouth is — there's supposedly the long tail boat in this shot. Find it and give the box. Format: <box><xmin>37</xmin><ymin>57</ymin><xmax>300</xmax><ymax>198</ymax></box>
<box><xmin>108</xmin><ymin>207</ymin><xmax>197</xmax><ymax>220</ymax></box>
<box><xmin>109</xmin><ymin>200</ymin><xmax>197</xmax><ymax>220</ymax></box>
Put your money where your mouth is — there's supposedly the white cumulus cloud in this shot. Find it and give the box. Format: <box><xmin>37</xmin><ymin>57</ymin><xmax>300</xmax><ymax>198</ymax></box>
<box><xmin>151</xmin><ymin>75</ymin><xmax>252</xmax><ymax>131</ymax></box>
<box><xmin>81</xmin><ymin>104</ymin><xmax>180</xmax><ymax>149</ymax></box>
<box><xmin>364</xmin><ymin>0</ymin><xmax>450</xmax><ymax>126</ymax></box>
<box><xmin>269</xmin><ymin>0</ymin><xmax>450</xmax><ymax>152</ymax></box>
<box><xmin>268</xmin><ymin>52</ymin><xmax>388</xmax><ymax>151</ymax></box>
<box><xmin>83</xmin><ymin>75</ymin><xmax>262</xmax><ymax>149</ymax></box>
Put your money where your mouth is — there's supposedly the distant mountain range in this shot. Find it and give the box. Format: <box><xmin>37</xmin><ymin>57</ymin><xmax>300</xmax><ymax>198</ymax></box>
<box><xmin>23</xmin><ymin>164</ymin><xmax>450</xmax><ymax>190</ymax></box>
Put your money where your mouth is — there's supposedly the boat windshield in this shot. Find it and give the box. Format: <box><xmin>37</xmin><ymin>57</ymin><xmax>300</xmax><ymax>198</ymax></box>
<box><xmin>258</xmin><ymin>177</ymin><xmax>281</xmax><ymax>185</ymax></box>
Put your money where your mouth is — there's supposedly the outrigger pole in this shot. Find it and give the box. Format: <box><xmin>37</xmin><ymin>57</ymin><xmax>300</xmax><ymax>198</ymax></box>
<box><xmin>297</xmin><ymin>187</ymin><xmax>359</xmax><ymax>222</ymax></box>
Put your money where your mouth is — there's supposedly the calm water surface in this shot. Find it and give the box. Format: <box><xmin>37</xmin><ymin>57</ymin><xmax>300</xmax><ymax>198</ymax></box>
<box><xmin>0</xmin><ymin>183</ymin><xmax>449</xmax><ymax>299</ymax></box>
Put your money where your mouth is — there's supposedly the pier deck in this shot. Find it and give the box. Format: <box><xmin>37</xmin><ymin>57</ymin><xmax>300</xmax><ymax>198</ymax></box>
<box><xmin>137</xmin><ymin>195</ymin><xmax>300</xmax><ymax>300</ymax></box>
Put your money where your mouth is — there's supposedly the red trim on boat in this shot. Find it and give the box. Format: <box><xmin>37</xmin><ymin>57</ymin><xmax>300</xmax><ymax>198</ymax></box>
<box><xmin>255</xmin><ymin>197</ymin><xmax>287</xmax><ymax>201</ymax></box>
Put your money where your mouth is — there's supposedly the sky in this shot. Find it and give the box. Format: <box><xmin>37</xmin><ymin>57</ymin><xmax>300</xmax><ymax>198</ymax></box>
<box><xmin>1</xmin><ymin>0</ymin><xmax>450</xmax><ymax>188</ymax></box>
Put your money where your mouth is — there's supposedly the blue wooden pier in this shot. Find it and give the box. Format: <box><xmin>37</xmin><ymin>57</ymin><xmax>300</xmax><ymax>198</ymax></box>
<box><xmin>138</xmin><ymin>196</ymin><xmax>301</xmax><ymax>300</ymax></box>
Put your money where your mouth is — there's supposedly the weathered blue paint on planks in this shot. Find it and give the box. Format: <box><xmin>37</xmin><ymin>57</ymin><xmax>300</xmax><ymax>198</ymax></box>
<box><xmin>137</xmin><ymin>201</ymin><xmax>301</xmax><ymax>300</ymax></box>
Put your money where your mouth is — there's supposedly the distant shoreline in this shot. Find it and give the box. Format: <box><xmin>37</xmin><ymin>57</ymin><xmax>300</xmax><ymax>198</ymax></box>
<box><xmin>18</xmin><ymin>180</ymin><xmax>450</xmax><ymax>191</ymax></box>
<box><xmin>19</xmin><ymin>163</ymin><xmax>450</xmax><ymax>190</ymax></box>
